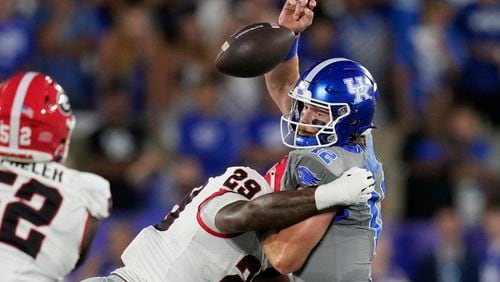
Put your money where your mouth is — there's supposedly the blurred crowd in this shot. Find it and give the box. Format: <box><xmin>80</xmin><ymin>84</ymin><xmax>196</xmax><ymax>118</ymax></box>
<box><xmin>1</xmin><ymin>0</ymin><xmax>499</xmax><ymax>281</ymax></box>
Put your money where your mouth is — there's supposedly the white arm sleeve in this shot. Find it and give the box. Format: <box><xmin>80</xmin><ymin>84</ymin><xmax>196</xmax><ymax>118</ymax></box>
<box><xmin>76</xmin><ymin>172</ymin><xmax>112</xmax><ymax>219</ymax></box>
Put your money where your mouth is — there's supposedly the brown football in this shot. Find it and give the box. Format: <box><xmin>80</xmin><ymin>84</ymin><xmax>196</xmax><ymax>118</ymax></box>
<box><xmin>215</xmin><ymin>23</ymin><xmax>296</xmax><ymax>78</ymax></box>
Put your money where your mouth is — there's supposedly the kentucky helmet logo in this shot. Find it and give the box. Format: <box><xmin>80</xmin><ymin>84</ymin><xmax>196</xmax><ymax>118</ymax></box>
<box><xmin>297</xmin><ymin>166</ymin><xmax>320</xmax><ymax>186</ymax></box>
<box><xmin>343</xmin><ymin>76</ymin><xmax>372</xmax><ymax>103</ymax></box>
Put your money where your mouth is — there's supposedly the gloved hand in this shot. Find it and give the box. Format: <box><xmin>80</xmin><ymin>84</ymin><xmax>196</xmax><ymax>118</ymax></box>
<box><xmin>314</xmin><ymin>167</ymin><xmax>375</xmax><ymax>210</ymax></box>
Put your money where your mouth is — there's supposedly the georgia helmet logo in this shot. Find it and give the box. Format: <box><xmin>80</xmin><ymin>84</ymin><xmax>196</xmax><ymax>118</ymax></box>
<box><xmin>57</xmin><ymin>92</ymin><xmax>72</xmax><ymax>115</ymax></box>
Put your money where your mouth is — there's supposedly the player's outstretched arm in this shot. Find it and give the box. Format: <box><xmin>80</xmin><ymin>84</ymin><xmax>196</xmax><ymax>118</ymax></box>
<box><xmin>215</xmin><ymin>167</ymin><xmax>374</xmax><ymax>233</ymax></box>
<box><xmin>216</xmin><ymin>188</ymin><xmax>318</xmax><ymax>233</ymax></box>
<box><xmin>264</xmin><ymin>0</ymin><xmax>316</xmax><ymax>114</ymax></box>
<box><xmin>265</xmin><ymin>57</ymin><xmax>299</xmax><ymax>114</ymax></box>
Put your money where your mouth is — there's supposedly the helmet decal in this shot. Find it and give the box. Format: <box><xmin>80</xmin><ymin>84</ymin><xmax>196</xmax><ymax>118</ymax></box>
<box><xmin>294</xmin><ymin>81</ymin><xmax>312</xmax><ymax>100</ymax></box>
<box><xmin>343</xmin><ymin>76</ymin><xmax>373</xmax><ymax>103</ymax></box>
<box><xmin>21</xmin><ymin>105</ymin><xmax>34</xmax><ymax>119</ymax></box>
<box><xmin>38</xmin><ymin>131</ymin><xmax>54</xmax><ymax>143</ymax></box>
<box><xmin>57</xmin><ymin>91</ymin><xmax>72</xmax><ymax>115</ymax></box>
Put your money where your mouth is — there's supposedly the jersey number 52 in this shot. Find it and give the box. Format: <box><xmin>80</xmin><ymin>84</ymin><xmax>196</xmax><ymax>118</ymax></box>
<box><xmin>0</xmin><ymin>171</ymin><xmax>62</xmax><ymax>258</ymax></box>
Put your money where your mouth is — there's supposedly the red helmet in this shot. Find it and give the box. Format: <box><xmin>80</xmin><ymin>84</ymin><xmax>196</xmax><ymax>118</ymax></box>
<box><xmin>0</xmin><ymin>72</ymin><xmax>75</xmax><ymax>163</ymax></box>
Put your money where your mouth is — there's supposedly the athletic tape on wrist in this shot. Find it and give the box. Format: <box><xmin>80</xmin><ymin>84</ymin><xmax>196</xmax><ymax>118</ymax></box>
<box><xmin>314</xmin><ymin>185</ymin><xmax>331</xmax><ymax>210</ymax></box>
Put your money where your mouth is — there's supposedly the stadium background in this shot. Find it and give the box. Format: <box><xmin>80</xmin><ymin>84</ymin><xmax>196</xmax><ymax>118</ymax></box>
<box><xmin>1</xmin><ymin>0</ymin><xmax>499</xmax><ymax>280</ymax></box>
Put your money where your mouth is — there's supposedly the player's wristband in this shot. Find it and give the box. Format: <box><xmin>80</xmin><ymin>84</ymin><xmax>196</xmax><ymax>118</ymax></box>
<box><xmin>283</xmin><ymin>36</ymin><xmax>299</xmax><ymax>61</ymax></box>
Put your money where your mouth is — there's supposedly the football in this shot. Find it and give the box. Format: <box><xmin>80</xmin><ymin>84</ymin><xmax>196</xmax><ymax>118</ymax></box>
<box><xmin>215</xmin><ymin>23</ymin><xmax>296</xmax><ymax>78</ymax></box>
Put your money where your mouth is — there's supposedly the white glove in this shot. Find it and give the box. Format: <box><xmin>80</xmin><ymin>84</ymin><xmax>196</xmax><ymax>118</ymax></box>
<box><xmin>314</xmin><ymin>167</ymin><xmax>375</xmax><ymax>210</ymax></box>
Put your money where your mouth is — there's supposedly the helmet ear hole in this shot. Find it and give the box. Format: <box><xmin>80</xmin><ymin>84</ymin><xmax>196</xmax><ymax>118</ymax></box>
<box><xmin>349</xmin><ymin>120</ymin><xmax>359</xmax><ymax>126</ymax></box>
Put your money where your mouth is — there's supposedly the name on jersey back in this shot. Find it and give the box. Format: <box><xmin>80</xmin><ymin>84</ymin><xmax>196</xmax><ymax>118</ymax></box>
<box><xmin>0</xmin><ymin>159</ymin><xmax>64</xmax><ymax>183</ymax></box>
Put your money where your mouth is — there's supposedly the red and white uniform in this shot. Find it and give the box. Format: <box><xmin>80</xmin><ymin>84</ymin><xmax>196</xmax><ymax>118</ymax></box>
<box><xmin>0</xmin><ymin>160</ymin><xmax>111</xmax><ymax>282</ymax></box>
<box><xmin>112</xmin><ymin>166</ymin><xmax>280</xmax><ymax>282</ymax></box>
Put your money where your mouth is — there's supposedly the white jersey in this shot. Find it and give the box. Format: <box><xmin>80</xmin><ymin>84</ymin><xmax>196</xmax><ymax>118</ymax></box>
<box><xmin>0</xmin><ymin>160</ymin><xmax>111</xmax><ymax>282</ymax></box>
<box><xmin>112</xmin><ymin>166</ymin><xmax>277</xmax><ymax>282</ymax></box>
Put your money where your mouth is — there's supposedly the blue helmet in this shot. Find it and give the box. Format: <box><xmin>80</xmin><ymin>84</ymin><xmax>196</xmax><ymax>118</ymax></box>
<box><xmin>281</xmin><ymin>58</ymin><xmax>378</xmax><ymax>148</ymax></box>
